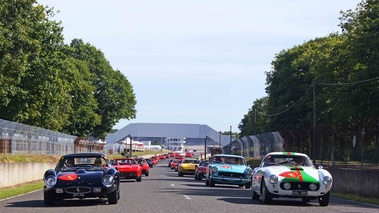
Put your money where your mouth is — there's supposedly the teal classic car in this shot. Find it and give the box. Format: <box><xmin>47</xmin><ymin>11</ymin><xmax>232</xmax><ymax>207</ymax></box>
<box><xmin>205</xmin><ymin>154</ymin><xmax>252</xmax><ymax>188</ymax></box>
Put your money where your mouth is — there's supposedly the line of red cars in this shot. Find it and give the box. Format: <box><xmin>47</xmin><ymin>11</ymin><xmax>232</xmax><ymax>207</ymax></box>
<box><xmin>110</xmin><ymin>157</ymin><xmax>152</xmax><ymax>182</ymax></box>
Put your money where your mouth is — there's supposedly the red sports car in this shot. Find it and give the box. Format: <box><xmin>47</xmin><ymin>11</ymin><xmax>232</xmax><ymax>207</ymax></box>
<box><xmin>194</xmin><ymin>160</ymin><xmax>209</xmax><ymax>180</ymax></box>
<box><xmin>111</xmin><ymin>158</ymin><xmax>142</xmax><ymax>182</ymax></box>
<box><xmin>185</xmin><ymin>151</ymin><xmax>194</xmax><ymax>157</ymax></box>
<box><xmin>134</xmin><ymin>157</ymin><xmax>150</xmax><ymax>176</ymax></box>
<box><xmin>170</xmin><ymin>159</ymin><xmax>182</xmax><ymax>171</ymax></box>
<box><xmin>150</xmin><ymin>156</ymin><xmax>159</xmax><ymax>165</ymax></box>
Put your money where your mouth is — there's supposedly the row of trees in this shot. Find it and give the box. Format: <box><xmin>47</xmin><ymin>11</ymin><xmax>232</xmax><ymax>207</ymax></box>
<box><xmin>0</xmin><ymin>0</ymin><xmax>136</xmax><ymax>139</ymax></box>
<box><xmin>238</xmin><ymin>0</ymin><xmax>379</xmax><ymax>161</ymax></box>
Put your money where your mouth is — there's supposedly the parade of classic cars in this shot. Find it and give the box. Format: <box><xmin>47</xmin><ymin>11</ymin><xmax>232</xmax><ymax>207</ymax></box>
<box><xmin>43</xmin><ymin>150</ymin><xmax>333</xmax><ymax>207</ymax></box>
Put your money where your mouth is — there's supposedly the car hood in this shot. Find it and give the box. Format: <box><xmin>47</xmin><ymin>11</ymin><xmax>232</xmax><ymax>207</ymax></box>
<box><xmin>214</xmin><ymin>164</ymin><xmax>247</xmax><ymax>173</ymax></box>
<box><xmin>114</xmin><ymin>164</ymin><xmax>139</xmax><ymax>171</ymax></box>
<box><xmin>263</xmin><ymin>165</ymin><xmax>320</xmax><ymax>183</ymax></box>
<box><xmin>56</xmin><ymin>169</ymin><xmax>105</xmax><ymax>185</ymax></box>
<box><xmin>181</xmin><ymin>163</ymin><xmax>198</xmax><ymax>169</ymax></box>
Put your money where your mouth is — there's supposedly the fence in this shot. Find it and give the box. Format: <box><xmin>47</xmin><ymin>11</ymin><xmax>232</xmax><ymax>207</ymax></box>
<box><xmin>225</xmin><ymin>124</ymin><xmax>379</xmax><ymax>169</ymax></box>
<box><xmin>0</xmin><ymin>119</ymin><xmax>104</xmax><ymax>155</ymax></box>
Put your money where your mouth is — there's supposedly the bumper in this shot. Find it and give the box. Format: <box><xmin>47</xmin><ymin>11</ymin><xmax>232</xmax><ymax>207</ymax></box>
<box><xmin>266</xmin><ymin>182</ymin><xmax>331</xmax><ymax>197</ymax></box>
<box><xmin>211</xmin><ymin>176</ymin><xmax>251</xmax><ymax>185</ymax></box>
<box><xmin>44</xmin><ymin>184</ymin><xmax>117</xmax><ymax>199</ymax></box>
<box><xmin>181</xmin><ymin>169</ymin><xmax>196</xmax><ymax>175</ymax></box>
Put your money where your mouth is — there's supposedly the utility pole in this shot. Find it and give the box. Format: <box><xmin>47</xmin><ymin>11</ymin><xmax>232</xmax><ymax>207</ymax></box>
<box><xmin>204</xmin><ymin>136</ymin><xmax>207</xmax><ymax>160</ymax></box>
<box><xmin>129</xmin><ymin>134</ymin><xmax>132</xmax><ymax>158</ymax></box>
<box><xmin>230</xmin><ymin>125</ymin><xmax>232</xmax><ymax>154</ymax></box>
<box><xmin>312</xmin><ymin>82</ymin><xmax>317</xmax><ymax>165</ymax></box>
<box><xmin>254</xmin><ymin>108</ymin><xmax>257</xmax><ymax>135</ymax></box>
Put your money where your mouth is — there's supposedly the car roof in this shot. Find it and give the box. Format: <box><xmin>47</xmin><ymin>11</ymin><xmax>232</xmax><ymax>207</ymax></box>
<box><xmin>212</xmin><ymin>154</ymin><xmax>244</xmax><ymax>158</ymax></box>
<box><xmin>62</xmin><ymin>153</ymin><xmax>105</xmax><ymax>158</ymax></box>
<box><xmin>265</xmin><ymin>152</ymin><xmax>308</xmax><ymax>157</ymax></box>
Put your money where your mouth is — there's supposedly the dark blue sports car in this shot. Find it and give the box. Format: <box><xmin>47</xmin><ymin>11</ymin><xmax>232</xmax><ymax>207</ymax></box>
<box><xmin>43</xmin><ymin>153</ymin><xmax>120</xmax><ymax>206</ymax></box>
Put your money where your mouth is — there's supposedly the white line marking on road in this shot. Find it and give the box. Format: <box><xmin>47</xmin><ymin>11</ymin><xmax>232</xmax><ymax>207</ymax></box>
<box><xmin>184</xmin><ymin>195</ymin><xmax>191</xmax><ymax>200</ymax></box>
<box><xmin>171</xmin><ymin>184</ymin><xmax>175</xmax><ymax>187</ymax></box>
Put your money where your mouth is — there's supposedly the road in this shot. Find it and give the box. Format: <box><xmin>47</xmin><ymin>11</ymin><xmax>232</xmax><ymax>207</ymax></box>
<box><xmin>1</xmin><ymin>158</ymin><xmax>378</xmax><ymax>213</ymax></box>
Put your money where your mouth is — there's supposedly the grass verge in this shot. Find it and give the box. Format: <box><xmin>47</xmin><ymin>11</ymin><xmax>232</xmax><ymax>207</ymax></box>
<box><xmin>0</xmin><ymin>181</ymin><xmax>43</xmax><ymax>200</ymax></box>
<box><xmin>332</xmin><ymin>192</ymin><xmax>379</xmax><ymax>206</ymax></box>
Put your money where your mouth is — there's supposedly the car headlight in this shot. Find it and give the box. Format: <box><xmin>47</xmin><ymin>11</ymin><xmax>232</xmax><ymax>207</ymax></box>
<box><xmin>44</xmin><ymin>175</ymin><xmax>57</xmax><ymax>188</ymax></box>
<box><xmin>246</xmin><ymin>167</ymin><xmax>252</xmax><ymax>175</ymax></box>
<box><xmin>269</xmin><ymin>174</ymin><xmax>278</xmax><ymax>184</ymax></box>
<box><xmin>102</xmin><ymin>174</ymin><xmax>114</xmax><ymax>187</ymax></box>
<box><xmin>283</xmin><ymin>182</ymin><xmax>291</xmax><ymax>190</ymax></box>
<box><xmin>212</xmin><ymin>166</ymin><xmax>218</xmax><ymax>173</ymax></box>
<box><xmin>309</xmin><ymin>183</ymin><xmax>318</xmax><ymax>191</ymax></box>
<box><xmin>322</xmin><ymin>176</ymin><xmax>332</xmax><ymax>185</ymax></box>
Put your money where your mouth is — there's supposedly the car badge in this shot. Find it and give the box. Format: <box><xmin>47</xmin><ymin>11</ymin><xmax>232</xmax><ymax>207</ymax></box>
<box><xmin>76</xmin><ymin>188</ymin><xmax>80</xmax><ymax>193</ymax></box>
<box><xmin>298</xmin><ymin>184</ymin><xmax>301</xmax><ymax>189</ymax></box>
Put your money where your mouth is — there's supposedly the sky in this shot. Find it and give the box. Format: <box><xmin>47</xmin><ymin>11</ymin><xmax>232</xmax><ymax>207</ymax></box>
<box><xmin>37</xmin><ymin>0</ymin><xmax>360</xmax><ymax>133</ymax></box>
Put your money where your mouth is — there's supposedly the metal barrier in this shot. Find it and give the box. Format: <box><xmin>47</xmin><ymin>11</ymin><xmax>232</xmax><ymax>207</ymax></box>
<box><xmin>0</xmin><ymin>118</ymin><xmax>103</xmax><ymax>155</ymax></box>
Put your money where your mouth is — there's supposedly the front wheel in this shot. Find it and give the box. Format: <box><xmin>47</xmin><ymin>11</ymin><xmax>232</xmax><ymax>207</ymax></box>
<box><xmin>44</xmin><ymin>190</ymin><xmax>55</xmax><ymax>206</ymax></box>
<box><xmin>209</xmin><ymin>177</ymin><xmax>215</xmax><ymax>187</ymax></box>
<box><xmin>318</xmin><ymin>191</ymin><xmax>330</xmax><ymax>206</ymax></box>
<box><xmin>245</xmin><ymin>182</ymin><xmax>251</xmax><ymax>189</ymax></box>
<box><xmin>261</xmin><ymin>180</ymin><xmax>273</xmax><ymax>204</ymax></box>
<box><xmin>136</xmin><ymin>175</ymin><xmax>142</xmax><ymax>182</ymax></box>
<box><xmin>252</xmin><ymin>189</ymin><xmax>260</xmax><ymax>200</ymax></box>
<box><xmin>108</xmin><ymin>187</ymin><xmax>118</xmax><ymax>204</ymax></box>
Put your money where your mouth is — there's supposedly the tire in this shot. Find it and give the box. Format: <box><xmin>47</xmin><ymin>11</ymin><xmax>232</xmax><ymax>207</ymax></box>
<box><xmin>318</xmin><ymin>191</ymin><xmax>330</xmax><ymax>206</ymax></box>
<box><xmin>198</xmin><ymin>174</ymin><xmax>203</xmax><ymax>181</ymax></box>
<box><xmin>194</xmin><ymin>173</ymin><xmax>198</xmax><ymax>180</ymax></box>
<box><xmin>178</xmin><ymin>170</ymin><xmax>183</xmax><ymax>177</ymax></box>
<box><xmin>252</xmin><ymin>189</ymin><xmax>260</xmax><ymax>200</ymax></box>
<box><xmin>261</xmin><ymin>180</ymin><xmax>273</xmax><ymax>204</ymax></box>
<box><xmin>108</xmin><ymin>187</ymin><xmax>118</xmax><ymax>204</ymax></box>
<box><xmin>205</xmin><ymin>177</ymin><xmax>209</xmax><ymax>186</ymax></box>
<box><xmin>136</xmin><ymin>175</ymin><xmax>142</xmax><ymax>182</ymax></box>
<box><xmin>245</xmin><ymin>182</ymin><xmax>251</xmax><ymax>189</ymax></box>
<box><xmin>145</xmin><ymin>171</ymin><xmax>149</xmax><ymax>176</ymax></box>
<box><xmin>209</xmin><ymin>177</ymin><xmax>215</xmax><ymax>187</ymax></box>
<box><xmin>43</xmin><ymin>190</ymin><xmax>55</xmax><ymax>206</ymax></box>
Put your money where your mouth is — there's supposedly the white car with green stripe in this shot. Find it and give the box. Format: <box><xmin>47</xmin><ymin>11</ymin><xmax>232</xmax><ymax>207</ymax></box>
<box><xmin>251</xmin><ymin>152</ymin><xmax>333</xmax><ymax>206</ymax></box>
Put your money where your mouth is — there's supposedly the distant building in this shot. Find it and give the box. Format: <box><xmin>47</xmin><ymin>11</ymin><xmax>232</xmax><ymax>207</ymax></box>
<box><xmin>105</xmin><ymin>123</ymin><xmax>231</xmax><ymax>155</ymax></box>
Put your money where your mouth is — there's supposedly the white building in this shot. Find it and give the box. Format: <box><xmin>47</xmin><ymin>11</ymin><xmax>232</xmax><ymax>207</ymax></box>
<box><xmin>165</xmin><ymin>137</ymin><xmax>186</xmax><ymax>152</ymax></box>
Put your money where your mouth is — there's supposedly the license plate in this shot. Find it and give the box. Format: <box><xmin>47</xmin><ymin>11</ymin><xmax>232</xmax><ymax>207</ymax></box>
<box><xmin>292</xmin><ymin>190</ymin><xmax>307</xmax><ymax>196</ymax></box>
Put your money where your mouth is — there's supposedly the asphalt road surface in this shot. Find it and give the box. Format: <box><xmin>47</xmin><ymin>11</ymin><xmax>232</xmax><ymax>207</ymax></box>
<box><xmin>1</xmin><ymin>158</ymin><xmax>378</xmax><ymax>213</ymax></box>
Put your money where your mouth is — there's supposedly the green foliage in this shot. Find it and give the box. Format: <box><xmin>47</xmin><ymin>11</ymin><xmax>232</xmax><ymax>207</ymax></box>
<box><xmin>0</xmin><ymin>2</ymin><xmax>137</xmax><ymax>139</ymax></box>
<box><xmin>239</xmin><ymin>0</ymin><xmax>379</xmax><ymax>163</ymax></box>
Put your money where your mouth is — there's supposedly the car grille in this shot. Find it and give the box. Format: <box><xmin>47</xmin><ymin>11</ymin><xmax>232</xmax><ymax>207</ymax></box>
<box><xmin>280</xmin><ymin>182</ymin><xmax>320</xmax><ymax>191</ymax></box>
<box><xmin>120</xmin><ymin>172</ymin><xmax>137</xmax><ymax>177</ymax></box>
<box><xmin>65</xmin><ymin>187</ymin><xmax>92</xmax><ymax>194</ymax></box>
<box><xmin>218</xmin><ymin>172</ymin><xmax>246</xmax><ymax>178</ymax></box>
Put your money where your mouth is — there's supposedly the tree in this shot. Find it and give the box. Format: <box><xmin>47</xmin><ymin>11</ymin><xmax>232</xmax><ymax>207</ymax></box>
<box><xmin>0</xmin><ymin>0</ymin><xmax>71</xmax><ymax>130</ymax></box>
<box><xmin>69</xmin><ymin>39</ymin><xmax>136</xmax><ymax>139</ymax></box>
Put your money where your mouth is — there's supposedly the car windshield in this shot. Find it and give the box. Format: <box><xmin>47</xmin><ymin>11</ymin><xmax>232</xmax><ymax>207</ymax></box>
<box><xmin>183</xmin><ymin>159</ymin><xmax>200</xmax><ymax>164</ymax></box>
<box><xmin>263</xmin><ymin>155</ymin><xmax>313</xmax><ymax>167</ymax></box>
<box><xmin>57</xmin><ymin>156</ymin><xmax>107</xmax><ymax>170</ymax></box>
<box><xmin>200</xmin><ymin>161</ymin><xmax>209</xmax><ymax>166</ymax></box>
<box><xmin>213</xmin><ymin>156</ymin><xmax>245</xmax><ymax>165</ymax></box>
<box><xmin>112</xmin><ymin>159</ymin><xmax>137</xmax><ymax>165</ymax></box>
